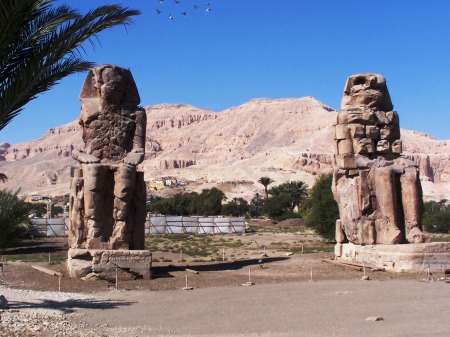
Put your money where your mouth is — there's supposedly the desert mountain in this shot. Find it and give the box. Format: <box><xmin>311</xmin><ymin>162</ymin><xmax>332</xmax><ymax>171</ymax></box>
<box><xmin>1</xmin><ymin>97</ymin><xmax>449</xmax><ymax>201</ymax></box>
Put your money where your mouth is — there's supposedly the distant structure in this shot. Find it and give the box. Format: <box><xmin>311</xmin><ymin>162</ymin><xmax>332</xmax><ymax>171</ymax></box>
<box><xmin>332</xmin><ymin>73</ymin><xmax>429</xmax><ymax>245</ymax></box>
<box><xmin>68</xmin><ymin>64</ymin><xmax>150</xmax><ymax>279</ymax></box>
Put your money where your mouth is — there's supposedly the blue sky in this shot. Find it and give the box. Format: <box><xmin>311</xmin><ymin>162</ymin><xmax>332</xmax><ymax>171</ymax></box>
<box><xmin>3</xmin><ymin>0</ymin><xmax>450</xmax><ymax>144</ymax></box>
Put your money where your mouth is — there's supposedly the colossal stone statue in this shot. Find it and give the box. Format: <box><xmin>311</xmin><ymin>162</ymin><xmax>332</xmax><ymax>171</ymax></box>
<box><xmin>332</xmin><ymin>73</ymin><xmax>429</xmax><ymax>245</ymax></box>
<box><xmin>69</xmin><ymin>64</ymin><xmax>147</xmax><ymax>250</ymax></box>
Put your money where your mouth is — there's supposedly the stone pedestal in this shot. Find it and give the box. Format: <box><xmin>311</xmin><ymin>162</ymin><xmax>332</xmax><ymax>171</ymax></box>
<box><xmin>335</xmin><ymin>242</ymin><xmax>450</xmax><ymax>273</ymax></box>
<box><xmin>68</xmin><ymin>249</ymin><xmax>152</xmax><ymax>279</ymax></box>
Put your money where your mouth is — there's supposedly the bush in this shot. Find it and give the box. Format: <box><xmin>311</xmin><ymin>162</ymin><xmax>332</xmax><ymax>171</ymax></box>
<box><xmin>262</xmin><ymin>194</ymin><xmax>292</xmax><ymax>220</ymax></box>
<box><xmin>147</xmin><ymin>188</ymin><xmax>226</xmax><ymax>216</ymax></box>
<box><xmin>424</xmin><ymin>208</ymin><xmax>450</xmax><ymax>233</ymax></box>
<box><xmin>0</xmin><ymin>189</ymin><xmax>32</xmax><ymax>248</ymax></box>
<box><xmin>274</xmin><ymin>211</ymin><xmax>301</xmax><ymax>222</ymax></box>
<box><xmin>249</xmin><ymin>193</ymin><xmax>264</xmax><ymax>217</ymax></box>
<box><xmin>301</xmin><ymin>174</ymin><xmax>339</xmax><ymax>241</ymax></box>
<box><xmin>221</xmin><ymin>198</ymin><xmax>249</xmax><ymax>217</ymax></box>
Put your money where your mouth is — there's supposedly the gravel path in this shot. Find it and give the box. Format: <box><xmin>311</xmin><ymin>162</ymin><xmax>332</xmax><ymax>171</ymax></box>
<box><xmin>0</xmin><ymin>285</ymin><xmax>117</xmax><ymax>336</ymax></box>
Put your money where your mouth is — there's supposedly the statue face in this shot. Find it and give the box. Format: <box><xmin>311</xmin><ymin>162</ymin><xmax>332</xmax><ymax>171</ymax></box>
<box><xmin>341</xmin><ymin>73</ymin><xmax>393</xmax><ymax>111</ymax></box>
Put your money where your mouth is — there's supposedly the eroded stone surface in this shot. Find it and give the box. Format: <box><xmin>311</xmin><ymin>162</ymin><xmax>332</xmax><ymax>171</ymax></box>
<box><xmin>67</xmin><ymin>249</ymin><xmax>151</xmax><ymax>279</ymax></box>
<box><xmin>332</xmin><ymin>73</ymin><xmax>429</xmax><ymax>245</ymax></box>
<box><xmin>69</xmin><ymin>65</ymin><xmax>147</xmax><ymax>254</ymax></box>
<box><xmin>336</xmin><ymin>242</ymin><xmax>450</xmax><ymax>272</ymax></box>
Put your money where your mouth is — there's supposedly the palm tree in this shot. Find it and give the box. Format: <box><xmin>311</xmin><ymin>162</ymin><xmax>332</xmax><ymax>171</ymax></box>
<box><xmin>269</xmin><ymin>180</ymin><xmax>309</xmax><ymax>211</ymax></box>
<box><xmin>258</xmin><ymin>177</ymin><xmax>274</xmax><ymax>199</ymax></box>
<box><xmin>0</xmin><ymin>0</ymin><xmax>141</xmax><ymax>132</ymax></box>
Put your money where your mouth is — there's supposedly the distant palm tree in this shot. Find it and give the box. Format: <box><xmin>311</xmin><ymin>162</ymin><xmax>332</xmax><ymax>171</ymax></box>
<box><xmin>258</xmin><ymin>177</ymin><xmax>274</xmax><ymax>199</ymax></box>
<box><xmin>0</xmin><ymin>0</ymin><xmax>141</xmax><ymax>132</ymax></box>
<box><xmin>269</xmin><ymin>180</ymin><xmax>308</xmax><ymax>211</ymax></box>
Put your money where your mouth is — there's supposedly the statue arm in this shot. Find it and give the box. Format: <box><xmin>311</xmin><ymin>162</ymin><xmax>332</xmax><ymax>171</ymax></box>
<box><xmin>72</xmin><ymin>149</ymin><xmax>100</xmax><ymax>164</ymax></box>
<box><xmin>133</xmin><ymin>108</ymin><xmax>146</xmax><ymax>150</ymax></box>
<box><xmin>355</xmin><ymin>156</ymin><xmax>373</xmax><ymax>169</ymax></box>
<box><xmin>123</xmin><ymin>108</ymin><xmax>147</xmax><ymax>165</ymax></box>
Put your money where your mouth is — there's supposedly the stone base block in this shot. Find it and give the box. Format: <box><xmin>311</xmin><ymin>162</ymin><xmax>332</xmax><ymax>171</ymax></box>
<box><xmin>67</xmin><ymin>249</ymin><xmax>152</xmax><ymax>279</ymax></box>
<box><xmin>334</xmin><ymin>242</ymin><xmax>450</xmax><ymax>273</ymax></box>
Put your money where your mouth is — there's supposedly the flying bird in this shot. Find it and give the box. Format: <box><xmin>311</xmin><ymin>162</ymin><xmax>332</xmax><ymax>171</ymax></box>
<box><xmin>156</xmin><ymin>9</ymin><xmax>162</xmax><ymax>14</ymax></box>
<box><xmin>206</xmin><ymin>7</ymin><xmax>212</xmax><ymax>12</ymax></box>
<box><xmin>175</xmin><ymin>0</ymin><xmax>180</xmax><ymax>3</ymax></box>
<box><xmin>168</xmin><ymin>14</ymin><xmax>174</xmax><ymax>20</ymax></box>
<box><xmin>194</xmin><ymin>5</ymin><xmax>199</xmax><ymax>9</ymax></box>
<box><xmin>181</xmin><ymin>12</ymin><xmax>187</xmax><ymax>16</ymax></box>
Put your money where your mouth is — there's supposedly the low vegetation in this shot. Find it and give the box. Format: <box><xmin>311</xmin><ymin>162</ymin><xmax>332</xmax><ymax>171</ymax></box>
<box><xmin>423</xmin><ymin>199</ymin><xmax>450</xmax><ymax>234</ymax></box>
<box><xmin>301</xmin><ymin>174</ymin><xmax>339</xmax><ymax>241</ymax></box>
<box><xmin>0</xmin><ymin>189</ymin><xmax>33</xmax><ymax>248</ymax></box>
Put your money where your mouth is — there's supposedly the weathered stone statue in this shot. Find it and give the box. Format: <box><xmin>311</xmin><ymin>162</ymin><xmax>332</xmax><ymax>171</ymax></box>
<box><xmin>69</xmin><ymin>64</ymin><xmax>147</xmax><ymax>251</ymax></box>
<box><xmin>332</xmin><ymin>73</ymin><xmax>429</xmax><ymax>245</ymax></box>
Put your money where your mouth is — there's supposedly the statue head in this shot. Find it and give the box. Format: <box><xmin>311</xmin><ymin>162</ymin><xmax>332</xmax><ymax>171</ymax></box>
<box><xmin>79</xmin><ymin>64</ymin><xmax>140</xmax><ymax>127</ymax></box>
<box><xmin>77</xmin><ymin>64</ymin><xmax>142</xmax><ymax>160</ymax></box>
<box><xmin>341</xmin><ymin>73</ymin><xmax>393</xmax><ymax>112</ymax></box>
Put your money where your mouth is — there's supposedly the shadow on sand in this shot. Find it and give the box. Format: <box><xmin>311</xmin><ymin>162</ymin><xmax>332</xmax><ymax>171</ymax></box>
<box><xmin>151</xmin><ymin>257</ymin><xmax>289</xmax><ymax>279</ymax></box>
<box><xmin>1</xmin><ymin>239</ymin><xmax>67</xmax><ymax>255</ymax></box>
<box><xmin>9</xmin><ymin>297</ymin><xmax>134</xmax><ymax>314</ymax></box>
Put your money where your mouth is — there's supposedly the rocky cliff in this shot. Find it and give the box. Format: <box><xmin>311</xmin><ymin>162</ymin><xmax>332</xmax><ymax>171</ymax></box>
<box><xmin>1</xmin><ymin>97</ymin><xmax>449</xmax><ymax>200</ymax></box>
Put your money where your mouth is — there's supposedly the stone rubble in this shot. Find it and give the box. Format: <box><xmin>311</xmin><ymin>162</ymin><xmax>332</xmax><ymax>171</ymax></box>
<box><xmin>0</xmin><ymin>285</ymin><xmax>109</xmax><ymax>336</ymax></box>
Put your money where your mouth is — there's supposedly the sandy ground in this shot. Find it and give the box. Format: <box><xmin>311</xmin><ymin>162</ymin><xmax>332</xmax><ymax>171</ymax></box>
<box><xmin>77</xmin><ymin>279</ymin><xmax>450</xmax><ymax>337</ymax></box>
<box><xmin>1</xmin><ymin>278</ymin><xmax>449</xmax><ymax>337</ymax></box>
<box><xmin>1</xmin><ymin>230</ymin><xmax>449</xmax><ymax>336</ymax></box>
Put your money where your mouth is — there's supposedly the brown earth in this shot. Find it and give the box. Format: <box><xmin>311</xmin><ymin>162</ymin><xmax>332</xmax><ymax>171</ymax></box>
<box><xmin>0</xmin><ymin>228</ymin><xmax>428</xmax><ymax>294</ymax></box>
<box><xmin>1</xmin><ymin>228</ymin><xmax>449</xmax><ymax>337</ymax></box>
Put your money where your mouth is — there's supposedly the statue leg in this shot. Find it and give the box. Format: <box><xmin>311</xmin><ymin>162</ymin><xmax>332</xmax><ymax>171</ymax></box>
<box><xmin>132</xmin><ymin>172</ymin><xmax>146</xmax><ymax>250</ymax></box>
<box><xmin>82</xmin><ymin>164</ymin><xmax>107</xmax><ymax>248</ymax></box>
<box><xmin>111</xmin><ymin>164</ymin><xmax>136</xmax><ymax>249</ymax></box>
<box><xmin>373</xmin><ymin>166</ymin><xmax>402</xmax><ymax>244</ymax></box>
<box><xmin>69</xmin><ymin>169</ymin><xmax>84</xmax><ymax>248</ymax></box>
<box><xmin>401</xmin><ymin>167</ymin><xmax>429</xmax><ymax>243</ymax></box>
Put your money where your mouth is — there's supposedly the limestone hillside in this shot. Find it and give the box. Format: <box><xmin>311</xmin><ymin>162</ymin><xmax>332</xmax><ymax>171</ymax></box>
<box><xmin>1</xmin><ymin>97</ymin><xmax>449</xmax><ymax>201</ymax></box>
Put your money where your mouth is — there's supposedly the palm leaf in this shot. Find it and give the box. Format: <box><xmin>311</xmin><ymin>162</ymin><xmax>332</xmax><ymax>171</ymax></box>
<box><xmin>0</xmin><ymin>0</ymin><xmax>141</xmax><ymax>132</ymax></box>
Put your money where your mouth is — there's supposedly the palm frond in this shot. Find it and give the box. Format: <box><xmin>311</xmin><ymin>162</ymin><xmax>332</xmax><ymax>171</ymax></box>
<box><xmin>0</xmin><ymin>0</ymin><xmax>141</xmax><ymax>132</ymax></box>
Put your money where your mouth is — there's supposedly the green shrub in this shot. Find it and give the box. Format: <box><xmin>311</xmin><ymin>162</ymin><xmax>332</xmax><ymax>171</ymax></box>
<box><xmin>301</xmin><ymin>174</ymin><xmax>339</xmax><ymax>241</ymax></box>
<box><xmin>262</xmin><ymin>194</ymin><xmax>292</xmax><ymax>219</ymax></box>
<box><xmin>0</xmin><ymin>189</ymin><xmax>32</xmax><ymax>248</ymax></box>
<box><xmin>424</xmin><ymin>208</ymin><xmax>450</xmax><ymax>233</ymax></box>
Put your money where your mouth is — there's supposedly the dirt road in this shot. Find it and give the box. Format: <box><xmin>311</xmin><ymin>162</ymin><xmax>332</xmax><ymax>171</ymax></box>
<box><xmin>57</xmin><ymin>279</ymin><xmax>450</xmax><ymax>336</ymax></box>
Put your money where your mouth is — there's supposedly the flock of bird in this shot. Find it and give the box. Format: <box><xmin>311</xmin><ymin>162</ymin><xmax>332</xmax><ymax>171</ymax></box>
<box><xmin>153</xmin><ymin>0</ymin><xmax>214</xmax><ymax>20</ymax></box>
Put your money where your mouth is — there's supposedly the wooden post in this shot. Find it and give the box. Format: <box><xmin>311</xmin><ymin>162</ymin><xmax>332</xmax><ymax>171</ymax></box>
<box><xmin>222</xmin><ymin>248</ymin><xmax>225</xmax><ymax>262</ymax></box>
<box><xmin>185</xmin><ymin>270</ymin><xmax>188</xmax><ymax>288</ymax></box>
<box><xmin>115</xmin><ymin>268</ymin><xmax>118</xmax><ymax>290</ymax></box>
<box><xmin>48</xmin><ymin>253</ymin><xmax>51</xmax><ymax>264</ymax></box>
<box><xmin>362</xmin><ymin>259</ymin><xmax>366</xmax><ymax>276</ymax></box>
<box><xmin>248</xmin><ymin>267</ymin><xmax>252</xmax><ymax>283</ymax></box>
<box><xmin>180</xmin><ymin>249</ymin><xmax>183</xmax><ymax>262</ymax></box>
<box><xmin>58</xmin><ymin>276</ymin><xmax>61</xmax><ymax>292</ymax></box>
<box><xmin>302</xmin><ymin>244</ymin><xmax>304</xmax><ymax>254</ymax></box>
<box><xmin>310</xmin><ymin>267</ymin><xmax>313</xmax><ymax>282</ymax></box>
